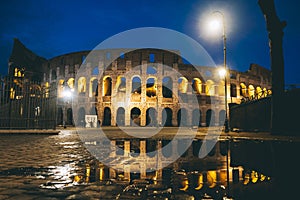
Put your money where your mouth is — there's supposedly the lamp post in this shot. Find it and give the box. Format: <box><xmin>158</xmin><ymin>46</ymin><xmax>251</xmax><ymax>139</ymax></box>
<box><xmin>210</xmin><ymin>11</ymin><xmax>229</xmax><ymax>133</ymax></box>
<box><xmin>209</xmin><ymin>11</ymin><xmax>231</xmax><ymax>198</ymax></box>
<box><xmin>62</xmin><ymin>81</ymin><xmax>73</xmax><ymax>128</ymax></box>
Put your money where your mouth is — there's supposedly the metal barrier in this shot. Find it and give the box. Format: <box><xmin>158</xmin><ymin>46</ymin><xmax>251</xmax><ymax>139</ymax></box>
<box><xmin>0</xmin><ymin>76</ymin><xmax>57</xmax><ymax>129</ymax></box>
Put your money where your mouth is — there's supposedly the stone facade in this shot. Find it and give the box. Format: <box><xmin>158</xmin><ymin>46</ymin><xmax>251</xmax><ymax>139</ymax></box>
<box><xmin>41</xmin><ymin>48</ymin><xmax>272</xmax><ymax>127</ymax></box>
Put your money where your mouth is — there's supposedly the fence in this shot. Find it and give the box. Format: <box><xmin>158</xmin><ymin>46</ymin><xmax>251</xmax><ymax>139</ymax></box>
<box><xmin>0</xmin><ymin>76</ymin><xmax>57</xmax><ymax>129</ymax></box>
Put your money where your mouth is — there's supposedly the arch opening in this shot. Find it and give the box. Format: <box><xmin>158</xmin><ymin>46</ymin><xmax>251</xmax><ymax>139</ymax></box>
<box><xmin>116</xmin><ymin>107</ymin><xmax>125</xmax><ymax>126</ymax></box>
<box><xmin>102</xmin><ymin>107</ymin><xmax>111</xmax><ymax>126</ymax></box>
<box><xmin>206</xmin><ymin>109</ymin><xmax>215</xmax><ymax>127</ymax></box>
<box><xmin>162</xmin><ymin>108</ymin><xmax>172</xmax><ymax>127</ymax></box>
<box><xmin>131</xmin><ymin>107</ymin><xmax>141</xmax><ymax>126</ymax></box>
<box><xmin>146</xmin><ymin>107</ymin><xmax>157</xmax><ymax>126</ymax></box>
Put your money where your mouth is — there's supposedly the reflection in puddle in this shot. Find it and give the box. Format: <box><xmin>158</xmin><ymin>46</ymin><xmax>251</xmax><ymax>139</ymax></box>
<box><xmin>38</xmin><ymin>138</ymin><xmax>272</xmax><ymax>199</ymax></box>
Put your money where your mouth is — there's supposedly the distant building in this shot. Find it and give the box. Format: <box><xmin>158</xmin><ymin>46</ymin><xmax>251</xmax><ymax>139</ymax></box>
<box><xmin>1</xmin><ymin>39</ymin><xmax>272</xmax><ymax>128</ymax></box>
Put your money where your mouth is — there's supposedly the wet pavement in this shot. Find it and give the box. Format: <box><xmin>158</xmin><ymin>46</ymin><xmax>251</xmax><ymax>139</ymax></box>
<box><xmin>0</xmin><ymin>130</ymin><xmax>119</xmax><ymax>200</ymax></box>
<box><xmin>0</xmin><ymin>128</ymin><xmax>299</xmax><ymax>200</ymax></box>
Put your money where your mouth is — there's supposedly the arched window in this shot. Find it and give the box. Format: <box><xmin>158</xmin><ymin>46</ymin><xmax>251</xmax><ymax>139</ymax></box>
<box><xmin>248</xmin><ymin>85</ymin><xmax>255</xmax><ymax>98</ymax></box>
<box><xmin>147</xmin><ymin>65</ymin><xmax>157</xmax><ymax>74</ymax></box>
<box><xmin>44</xmin><ymin>82</ymin><xmax>50</xmax><ymax>98</ymax></box>
<box><xmin>146</xmin><ymin>78</ymin><xmax>156</xmax><ymax>97</ymax></box>
<box><xmin>78</xmin><ymin>77</ymin><xmax>86</xmax><ymax>94</ymax></box>
<box><xmin>256</xmin><ymin>86</ymin><xmax>263</xmax><ymax>98</ymax></box>
<box><xmin>192</xmin><ymin>78</ymin><xmax>202</xmax><ymax>94</ymax></box>
<box><xmin>103</xmin><ymin>76</ymin><xmax>112</xmax><ymax>96</ymax></box>
<box><xmin>67</xmin><ymin>78</ymin><xmax>75</xmax><ymax>90</ymax></box>
<box><xmin>230</xmin><ymin>84</ymin><xmax>237</xmax><ymax>97</ymax></box>
<box><xmin>89</xmin><ymin>78</ymin><xmax>98</xmax><ymax>97</ymax></box>
<box><xmin>132</xmin><ymin>76</ymin><xmax>141</xmax><ymax>94</ymax></box>
<box><xmin>178</xmin><ymin>77</ymin><xmax>188</xmax><ymax>94</ymax></box>
<box><xmin>58</xmin><ymin>79</ymin><xmax>64</xmax><ymax>97</ymax></box>
<box><xmin>116</xmin><ymin>76</ymin><xmax>126</xmax><ymax>92</ymax></box>
<box><xmin>262</xmin><ymin>88</ymin><xmax>268</xmax><ymax>97</ymax></box>
<box><xmin>240</xmin><ymin>83</ymin><xmax>247</xmax><ymax>97</ymax></box>
<box><xmin>205</xmin><ymin>80</ymin><xmax>215</xmax><ymax>96</ymax></box>
<box><xmin>162</xmin><ymin>77</ymin><xmax>173</xmax><ymax>98</ymax></box>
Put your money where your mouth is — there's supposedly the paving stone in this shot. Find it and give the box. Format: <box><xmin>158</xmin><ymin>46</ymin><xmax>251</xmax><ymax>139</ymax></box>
<box><xmin>0</xmin><ymin>194</ymin><xmax>9</xmax><ymax>199</ymax></box>
<box><xmin>65</xmin><ymin>194</ymin><xmax>90</xmax><ymax>200</ymax></box>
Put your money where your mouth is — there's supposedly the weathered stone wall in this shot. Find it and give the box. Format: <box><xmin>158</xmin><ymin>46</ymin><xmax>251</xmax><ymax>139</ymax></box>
<box><xmin>229</xmin><ymin>97</ymin><xmax>271</xmax><ymax>132</ymax></box>
<box><xmin>43</xmin><ymin>49</ymin><xmax>272</xmax><ymax>127</ymax></box>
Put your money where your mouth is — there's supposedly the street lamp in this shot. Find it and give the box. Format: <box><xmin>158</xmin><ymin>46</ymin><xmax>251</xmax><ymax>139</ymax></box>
<box><xmin>209</xmin><ymin>11</ymin><xmax>231</xmax><ymax>198</ymax></box>
<box><xmin>62</xmin><ymin>81</ymin><xmax>73</xmax><ymax>128</ymax></box>
<box><xmin>210</xmin><ymin>11</ymin><xmax>230</xmax><ymax>133</ymax></box>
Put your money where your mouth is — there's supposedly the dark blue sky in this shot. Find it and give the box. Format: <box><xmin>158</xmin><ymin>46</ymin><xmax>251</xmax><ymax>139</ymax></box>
<box><xmin>0</xmin><ymin>0</ymin><xmax>299</xmax><ymax>84</ymax></box>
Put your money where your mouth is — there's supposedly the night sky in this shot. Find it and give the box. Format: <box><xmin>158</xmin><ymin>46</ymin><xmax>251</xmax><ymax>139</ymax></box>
<box><xmin>0</xmin><ymin>0</ymin><xmax>299</xmax><ymax>84</ymax></box>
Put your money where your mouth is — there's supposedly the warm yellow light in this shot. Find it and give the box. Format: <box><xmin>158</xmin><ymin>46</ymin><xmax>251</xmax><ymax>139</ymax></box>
<box><xmin>179</xmin><ymin>179</ymin><xmax>189</xmax><ymax>191</ymax></box>
<box><xmin>207</xmin><ymin>170</ymin><xmax>217</xmax><ymax>188</ymax></box>
<box><xmin>86</xmin><ymin>165</ymin><xmax>91</xmax><ymax>177</ymax></box>
<box><xmin>219</xmin><ymin>68</ymin><xmax>227</xmax><ymax>78</ymax></box>
<box><xmin>260</xmin><ymin>174</ymin><xmax>266</xmax><ymax>182</ymax></box>
<box><xmin>195</xmin><ymin>174</ymin><xmax>203</xmax><ymax>190</ymax></box>
<box><xmin>251</xmin><ymin>171</ymin><xmax>258</xmax><ymax>183</ymax></box>
<box><xmin>99</xmin><ymin>167</ymin><xmax>104</xmax><ymax>181</ymax></box>
<box><xmin>243</xmin><ymin>173</ymin><xmax>250</xmax><ymax>185</ymax></box>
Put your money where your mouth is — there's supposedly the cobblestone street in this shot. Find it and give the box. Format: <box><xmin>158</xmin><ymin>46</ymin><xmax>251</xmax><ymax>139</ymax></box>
<box><xmin>1</xmin><ymin>128</ymin><xmax>299</xmax><ymax>200</ymax></box>
<box><xmin>0</xmin><ymin>130</ymin><xmax>122</xmax><ymax>200</ymax></box>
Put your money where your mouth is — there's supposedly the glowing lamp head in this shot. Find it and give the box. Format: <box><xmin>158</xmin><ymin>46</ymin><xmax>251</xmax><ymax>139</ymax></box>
<box><xmin>63</xmin><ymin>89</ymin><xmax>72</xmax><ymax>98</ymax></box>
<box><xmin>209</xmin><ymin>19</ymin><xmax>222</xmax><ymax>31</ymax></box>
<box><xmin>218</xmin><ymin>68</ymin><xmax>227</xmax><ymax>78</ymax></box>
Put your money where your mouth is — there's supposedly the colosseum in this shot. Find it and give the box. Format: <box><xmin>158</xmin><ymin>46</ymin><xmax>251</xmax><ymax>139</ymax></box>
<box><xmin>1</xmin><ymin>39</ymin><xmax>272</xmax><ymax>129</ymax></box>
<box><xmin>41</xmin><ymin>47</ymin><xmax>272</xmax><ymax>128</ymax></box>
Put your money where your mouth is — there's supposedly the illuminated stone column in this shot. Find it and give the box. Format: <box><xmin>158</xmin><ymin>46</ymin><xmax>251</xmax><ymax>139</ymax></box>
<box><xmin>110</xmin><ymin>140</ymin><xmax>116</xmax><ymax>157</ymax></box>
<box><xmin>124</xmin><ymin>165</ymin><xmax>130</xmax><ymax>181</ymax></box>
<box><xmin>111</xmin><ymin>75</ymin><xmax>117</xmax><ymax>126</ymax></box>
<box><xmin>140</xmin><ymin>163</ymin><xmax>146</xmax><ymax>179</ymax></box>
<box><xmin>140</xmin><ymin>60</ymin><xmax>147</xmax><ymax>126</ymax></box>
<box><xmin>156</xmin><ymin>140</ymin><xmax>163</xmax><ymax>180</ymax></box>
<box><xmin>124</xmin><ymin>140</ymin><xmax>130</xmax><ymax>157</ymax></box>
<box><xmin>156</xmin><ymin>63</ymin><xmax>163</xmax><ymax>126</ymax></box>
<box><xmin>140</xmin><ymin>140</ymin><xmax>146</xmax><ymax>157</ymax></box>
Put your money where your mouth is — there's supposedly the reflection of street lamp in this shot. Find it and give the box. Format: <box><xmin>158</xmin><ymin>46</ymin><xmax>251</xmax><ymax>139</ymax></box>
<box><xmin>62</xmin><ymin>81</ymin><xmax>73</xmax><ymax>128</ymax></box>
<box><xmin>209</xmin><ymin>11</ymin><xmax>231</xmax><ymax>198</ymax></box>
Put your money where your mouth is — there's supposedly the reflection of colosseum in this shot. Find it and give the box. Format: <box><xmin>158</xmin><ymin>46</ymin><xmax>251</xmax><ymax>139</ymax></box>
<box><xmin>43</xmin><ymin>48</ymin><xmax>272</xmax><ymax>127</ymax></box>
